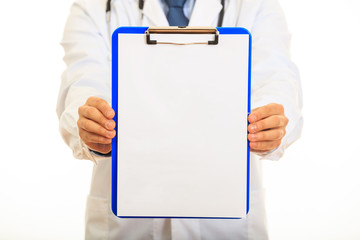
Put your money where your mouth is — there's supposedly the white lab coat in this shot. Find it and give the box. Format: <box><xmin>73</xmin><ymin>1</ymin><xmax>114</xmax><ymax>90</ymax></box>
<box><xmin>57</xmin><ymin>0</ymin><xmax>303</xmax><ymax>239</ymax></box>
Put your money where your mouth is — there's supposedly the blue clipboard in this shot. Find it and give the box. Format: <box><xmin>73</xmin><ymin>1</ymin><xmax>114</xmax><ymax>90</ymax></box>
<box><xmin>112</xmin><ymin>27</ymin><xmax>251</xmax><ymax>219</ymax></box>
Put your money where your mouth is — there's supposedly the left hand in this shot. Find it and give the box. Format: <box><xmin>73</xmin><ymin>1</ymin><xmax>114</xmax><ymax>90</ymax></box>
<box><xmin>248</xmin><ymin>103</ymin><xmax>289</xmax><ymax>153</ymax></box>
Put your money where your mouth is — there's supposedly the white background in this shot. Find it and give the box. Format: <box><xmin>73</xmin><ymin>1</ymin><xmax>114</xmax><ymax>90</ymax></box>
<box><xmin>0</xmin><ymin>0</ymin><xmax>359</xmax><ymax>239</ymax></box>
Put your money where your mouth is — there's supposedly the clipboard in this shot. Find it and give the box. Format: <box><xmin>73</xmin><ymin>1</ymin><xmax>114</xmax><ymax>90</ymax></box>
<box><xmin>111</xmin><ymin>27</ymin><xmax>251</xmax><ymax>219</ymax></box>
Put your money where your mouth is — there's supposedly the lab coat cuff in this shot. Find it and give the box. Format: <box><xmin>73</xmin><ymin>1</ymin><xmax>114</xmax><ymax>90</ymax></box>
<box><xmin>90</xmin><ymin>150</ymin><xmax>112</xmax><ymax>157</ymax></box>
<box><xmin>255</xmin><ymin>146</ymin><xmax>281</xmax><ymax>160</ymax></box>
<box><xmin>80</xmin><ymin>140</ymin><xmax>110</xmax><ymax>164</ymax></box>
<box><xmin>256</xmin><ymin>142</ymin><xmax>286</xmax><ymax>161</ymax></box>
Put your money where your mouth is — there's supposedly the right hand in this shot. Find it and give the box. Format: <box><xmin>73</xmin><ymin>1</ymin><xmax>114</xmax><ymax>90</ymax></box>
<box><xmin>77</xmin><ymin>97</ymin><xmax>116</xmax><ymax>154</ymax></box>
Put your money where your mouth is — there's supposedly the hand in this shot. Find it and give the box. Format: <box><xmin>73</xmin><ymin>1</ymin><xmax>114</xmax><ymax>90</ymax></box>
<box><xmin>77</xmin><ymin>97</ymin><xmax>116</xmax><ymax>154</ymax></box>
<box><xmin>248</xmin><ymin>103</ymin><xmax>288</xmax><ymax>153</ymax></box>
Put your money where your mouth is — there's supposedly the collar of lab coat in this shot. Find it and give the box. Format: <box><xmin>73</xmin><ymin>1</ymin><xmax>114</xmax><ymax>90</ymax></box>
<box><xmin>142</xmin><ymin>0</ymin><xmax>223</xmax><ymax>26</ymax></box>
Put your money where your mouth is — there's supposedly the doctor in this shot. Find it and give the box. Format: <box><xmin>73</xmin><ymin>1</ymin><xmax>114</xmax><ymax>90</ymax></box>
<box><xmin>57</xmin><ymin>0</ymin><xmax>303</xmax><ymax>239</ymax></box>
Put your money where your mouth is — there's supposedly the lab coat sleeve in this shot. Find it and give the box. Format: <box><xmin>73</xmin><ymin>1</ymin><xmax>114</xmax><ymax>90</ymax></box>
<box><xmin>56</xmin><ymin>0</ymin><xmax>111</xmax><ymax>162</ymax></box>
<box><xmin>249</xmin><ymin>0</ymin><xmax>303</xmax><ymax>160</ymax></box>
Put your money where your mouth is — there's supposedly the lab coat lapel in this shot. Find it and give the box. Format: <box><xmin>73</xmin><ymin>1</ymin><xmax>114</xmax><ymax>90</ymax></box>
<box><xmin>143</xmin><ymin>0</ymin><xmax>169</xmax><ymax>26</ymax></box>
<box><xmin>188</xmin><ymin>0</ymin><xmax>223</xmax><ymax>26</ymax></box>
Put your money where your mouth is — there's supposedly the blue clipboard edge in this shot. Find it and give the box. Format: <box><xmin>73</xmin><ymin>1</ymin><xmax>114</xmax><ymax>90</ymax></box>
<box><xmin>111</xmin><ymin>27</ymin><xmax>252</xmax><ymax>219</ymax></box>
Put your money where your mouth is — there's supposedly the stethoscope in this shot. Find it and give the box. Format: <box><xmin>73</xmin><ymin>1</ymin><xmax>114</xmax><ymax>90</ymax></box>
<box><xmin>106</xmin><ymin>0</ymin><xmax>225</xmax><ymax>38</ymax></box>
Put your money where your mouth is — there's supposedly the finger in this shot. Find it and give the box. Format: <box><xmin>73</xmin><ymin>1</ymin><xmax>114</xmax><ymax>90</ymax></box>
<box><xmin>248</xmin><ymin>115</ymin><xmax>288</xmax><ymax>133</ymax></box>
<box><xmin>79</xmin><ymin>129</ymin><xmax>113</xmax><ymax>145</ymax></box>
<box><xmin>248</xmin><ymin>103</ymin><xmax>284</xmax><ymax>123</ymax></box>
<box><xmin>86</xmin><ymin>97</ymin><xmax>115</xmax><ymax>119</ymax></box>
<box><xmin>250</xmin><ymin>140</ymin><xmax>281</xmax><ymax>152</ymax></box>
<box><xmin>79</xmin><ymin>105</ymin><xmax>116</xmax><ymax>130</ymax></box>
<box><xmin>86</xmin><ymin>142</ymin><xmax>112</xmax><ymax>155</ymax></box>
<box><xmin>248</xmin><ymin>128</ymin><xmax>286</xmax><ymax>142</ymax></box>
<box><xmin>78</xmin><ymin>118</ymin><xmax>116</xmax><ymax>139</ymax></box>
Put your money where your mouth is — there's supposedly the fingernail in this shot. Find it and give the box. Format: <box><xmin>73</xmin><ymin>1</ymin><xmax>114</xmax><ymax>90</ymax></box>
<box><xmin>106</xmin><ymin>121</ymin><xmax>112</xmax><ymax>129</ymax></box>
<box><xmin>106</xmin><ymin>110</ymin><xmax>114</xmax><ymax>118</ymax></box>
<box><xmin>107</xmin><ymin>131</ymin><xmax>113</xmax><ymax>138</ymax></box>
<box><xmin>250</xmin><ymin>115</ymin><xmax>257</xmax><ymax>122</ymax></box>
<box><xmin>250</xmin><ymin>125</ymin><xmax>257</xmax><ymax>132</ymax></box>
<box><xmin>249</xmin><ymin>134</ymin><xmax>257</xmax><ymax>141</ymax></box>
